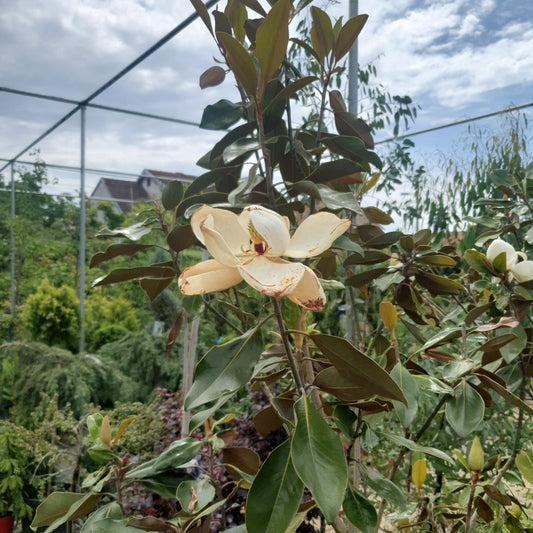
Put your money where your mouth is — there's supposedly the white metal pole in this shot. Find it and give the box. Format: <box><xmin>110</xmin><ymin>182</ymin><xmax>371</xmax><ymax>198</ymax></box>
<box><xmin>348</xmin><ymin>0</ymin><xmax>359</xmax><ymax>114</ymax></box>
<box><xmin>79</xmin><ymin>106</ymin><xmax>86</xmax><ymax>354</ymax></box>
<box><xmin>9</xmin><ymin>164</ymin><xmax>16</xmax><ymax>339</ymax></box>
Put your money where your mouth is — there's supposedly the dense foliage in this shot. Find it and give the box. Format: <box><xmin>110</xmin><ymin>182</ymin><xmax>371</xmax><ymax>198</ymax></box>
<box><xmin>2</xmin><ymin>1</ymin><xmax>533</xmax><ymax>533</ymax></box>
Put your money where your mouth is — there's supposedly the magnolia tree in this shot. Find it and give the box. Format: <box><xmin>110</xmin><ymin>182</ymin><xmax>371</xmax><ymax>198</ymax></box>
<box><xmin>32</xmin><ymin>1</ymin><xmax>533</xmax><ymax>532</ymax></box>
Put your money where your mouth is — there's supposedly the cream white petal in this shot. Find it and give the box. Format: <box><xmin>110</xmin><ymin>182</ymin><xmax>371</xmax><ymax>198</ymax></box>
<box><xmin>178</xmin><ymin>259</ymin><xmax>242</xmax><ymax>295</ymax></box>
<box><xmin>511</xmin><ymin>260</ymin><xmax>533</xmax><ymax>283</ymax></box>
<box><xmin>486</xmin><ymin>238</ymin><xmax>517</xmax><ymax>269</ymax></box>
<box><xmin>287</xmin><ymin>265</ymin><xmax>326</xmax><ymax>312</ymax></box>
<box><xmin>238</xmin><ymin>255</ymin><xmax>305</xmax><ymax>298</ymax></box>
<box><xmin>191</xmin><ymin>205</ymin><xmax>249</xmax><ymax>255</ymax></box>
<box><xmin>238</xmin><ymin>205</ymin><xmax>291</xmax><ymax>256</ymax></box>
<box><xmin>201</xmin><ymin>222</ymin><xmax>241</xmax><ymax>267</ymax></box>
<box><xmin>284</xmin><ymin>212</ymin><xmax>351</xmax><ymax>258</ymax></box>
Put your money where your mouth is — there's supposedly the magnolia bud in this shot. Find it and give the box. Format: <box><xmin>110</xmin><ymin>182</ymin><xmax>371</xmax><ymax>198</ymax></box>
<box><xmin>469</xmin><ymin>436</ymin><xmax>484</xmax><ymax>472</ymax></box>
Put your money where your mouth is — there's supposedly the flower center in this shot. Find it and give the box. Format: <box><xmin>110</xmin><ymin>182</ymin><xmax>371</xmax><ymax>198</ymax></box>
<box><xmin>249</xmin><ymin>221</ymin><xmax>266</xmax><ymax>255</ymax></box>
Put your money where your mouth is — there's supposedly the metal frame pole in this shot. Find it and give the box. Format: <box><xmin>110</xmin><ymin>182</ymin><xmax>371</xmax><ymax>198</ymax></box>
<box><xmin>9</xmin><ymin>164</ymin><xmax>16</xmax><ymax>340</ymax></box>
<box><xmin>348</xmin><ymin>0</ymin><xmax>359</xmax><ymax>114</ymax></box>
<box><xmin>79</xmin><ymin>106</ymin><xmax>86</xmax><ymax>354</ymax></box>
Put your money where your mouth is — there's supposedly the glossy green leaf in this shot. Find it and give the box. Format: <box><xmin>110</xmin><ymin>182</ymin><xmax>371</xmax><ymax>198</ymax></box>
<box><xmin>362</xmin><ymin>207</ymin><xmax>394</xmax><ymax>225</ymax></box>
<box><xmin>332</xmin><ymin>235</ymin><xmax>364</xmax><ymax>255</ymax></box>
<box><xmin>138</xmin><ymin>472</ymin><xmax>195</xmax><ymax>499</ymax></box>
<box><xmin>255</xmin><ymin>0</ymin><xmax>290</xmax><ymax>84</ymax></box>
<box><xmin>445</xmin><ymin>380</ymin><xmax>485</xmax><ymax>437</ymax></box>
<box><xmin>475</xmin><ymin>371</ymin><xmax>533</xmax><ymax>416</ymax></box>
<box><xmin>92</xmin><ymin>266</ymin><xmax>176</xmax><ymax>287</ymax></box>
<box><xmin>415</xmin><ymin>271</ymin><xmax>464</xmax><ymax>296</ymax></box>
<box><xmin>321</xmin><ymin>135</ymin><xmax>382</xmax><ymax>170</ymax></box>
<box><xmin>266</xmin><ymin>76</ymin><xmax>318</xmax><ymax>110</ymax></box>
<box><xmin>310</xmin><ymin>6</ymin><xmax>333</xmax><ymax>60</ymax></box>
<box><xmin>200</xmin><ymin>99</ymin><xmax>243</xmax><ymax>130</ymax></box>
<box><xmin>126</xmin><ymin>438</ymin><xmax>201</xmax><ymax>479</ymax></box>
<box><xmin>161</xmin><ymin>180</ymin><xmax>184</xmax><ymax>210</ymax></box>
<box><xmin>189</xmin><ymin>0</ymin><xmax>213</xmax><ymax>34</ymax></box>
<box><xmin>177</xmin><ymin>478</ymin><xmax>216</xmax><ymax>513</ymax></box>
<box><xmin>333</xmin><ymin>405</ymin><xmax>357</xmax><ymax>438</ymax></box>
<box><xmin>78</xmin><ymin>503</ymin><xmax>133</xmax><ymax>533</ymax></box>
<box><xmin>419</xmin><ymin>326</ymin><xmax>463</xmax><ymax>352</ymax></box>
<box><xmin>291</xmin><ymin>396</ymin><xmax>347</xmax><ymax>523</ymax></box>
<box><xmin>223</xmin><ymin>138</ymin><xmax>261</xmax><ymax>163</ymax></box>
<box><xmin>313</xmin><ymin>366</ymin><xmax>371</xmax><ymax>402</ymax></box>
<box><xmin>345</xmin><ymin>267</ymin><xmax>388</xmax><ymax>288</ymax></box>
<box><xmin>363</xmin><ymin>231</ymin><xmax>403</xmax><ymax>249</ymax></box>
<box><xmin>139</xmin><ymin>278</ymin><xmax>174</xmax><ymax>302</ymax></box>
<box><xmin>176</xmin><ymin>192</ymin><xmax>228</xmax><ymax>218</ymax></box>
<box><xmin>315</xmin><ymin>183</ymin><xmax>362</xmax><ymax>214</ymax></box>
<box><xmin>309</xmin><ymin>158</ymin><xmax>363</xmax><ymax>183</ymax></box>
<box><xmin>343</xmin><ymin>487</ymin><xmax>377</xmax><ymax>532</ymax></box>
<box><xmin>32</xmin><ymin>492</ymin><xmax>102</xmax><ymax>533</ymax></box>
<box><xmin>96</xmin><ymin>221</ymin><xmax>153</xmax><ymax>241</ymax></box>
<box><xmin>334</xmin><ymin>14</ymin><xmax>368</xmax><ymax>61</ymax></box>
<box><xmin>416</xmin><ymin>253</ymin><xmax>457</xmax><ymax>267</ymax></box>
<box><xmin>185</xmin><ymin>328</ymin><xmax>262</xmax><ymax>410</ymax></box>
<box><xmin>217</xmin><ymin>32</ymin><xmax>258</xmax><ymax>97</ymax></box>
<box><xmin>311</xmin><ymin>334</ymin><xmax>407</xmax><ymax>404</ymax></box>
<box><xmin>344</xmin><ymin>250</ymin><xmax>390</xmax><ymax>266</ymax></box>
<box><xmin>498</xmin><ymin>325</ymin><xmax>527</xmax><ymax>363</ymax></box>
<box><xmin>516</xmin><ymin>451</ymin><xmax>533</xmax><ymax>485</ymax></box>
<box><xmin>238</xmin><ymin>0</ymin><xmax>266</xmax><ymax>16</ymax></box>
<box><xmin>166</xmin><ymin>224</ymin><xmax>199</xmax><ymax>254</ymax></box>
<box><xmin>390</xmin><ymin>363</ymin><xmax>418</xmax><ymax>427</ymax></box>
<box><xmin>376</xmin><ymin>431</ymin><xmax>454</xmax><ymax>463</ymax></box>
<box><xmin>90</xmin><ymin>243</ymin><xmax>152</xmax><ymax>268</ymax></box>
<box><xmin>464</xmin><ymin>249</ymin><xmax>494</xmax><ymax>275</ymax></box>
<box><xmin>362</xmin><ymin>466</ymin><xmax>405</xmax><ymax>509</ymax></box>
<box><xmin>246</xmin><ymin>441</ymin><xmax>304</xmax><ymax>533</ymax></box>
<box><xmin>412</xmin><ymin>374</ymin><xmax>454</xmax><ymax>395</ymax></box>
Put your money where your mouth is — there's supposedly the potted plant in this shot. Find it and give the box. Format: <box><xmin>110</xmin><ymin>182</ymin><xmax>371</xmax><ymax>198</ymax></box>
<box><xmin>0</xmin><ymin>423</ymin><xmax>34</xmax><ymax>533</ymax></box>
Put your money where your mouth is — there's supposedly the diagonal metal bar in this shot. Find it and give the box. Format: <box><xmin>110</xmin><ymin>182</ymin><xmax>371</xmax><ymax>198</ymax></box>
<box><xmin>0</xmin><ymin>86</ymin><xmax>200</xmax><ymax>127</ymax></box>
<box><xmin>0</xmin><ymin>0</ymin><xmax>219</xmax><ymax>173</ymax></box>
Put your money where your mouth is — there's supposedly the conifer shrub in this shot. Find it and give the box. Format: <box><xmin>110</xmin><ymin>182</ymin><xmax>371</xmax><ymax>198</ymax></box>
<box><xmin>85</xmin><ymin>291</ymin><xmax>140</xmax><ymax>352</ymax></box>
<box><xmin>96</xmin><ymin>331</ymin><xmax>182</xmax><ymax>400</ymax></box>
<box><xmin>21</xmin><ymin>278</ymin><xmax>79</xmax><ymax>351</ymax></box>
<box><xmin>0</xmin><ymin>341</ymin><xmax>135</xmax><ymax>423</ymax></box>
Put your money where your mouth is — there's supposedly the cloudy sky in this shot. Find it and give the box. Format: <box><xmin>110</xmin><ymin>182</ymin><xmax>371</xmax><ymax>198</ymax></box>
<box><xmin>1</xmin><ymin>0</ymin><xmax>532</xmax><ymax>198</ymax></box>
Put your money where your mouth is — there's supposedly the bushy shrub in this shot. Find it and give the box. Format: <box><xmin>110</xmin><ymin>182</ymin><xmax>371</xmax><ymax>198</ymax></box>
<box><xmin>85</xmin><ymin>291</ymin><xmax>140</xmax><ymax>352</ymax></box>
<box><xmin>96</xmin><ymin>331</ymin><xmax>182</xmax><ymax>400</ymax></box>
<box><xmin>0</xmin><ymin>341</ymin><xmax>136</xmax><ymax>422</ymax></box>
<box><xmin>21</xmin><ymin>278</ymin><xmax>79</xmax><ymax>351</ymax></box>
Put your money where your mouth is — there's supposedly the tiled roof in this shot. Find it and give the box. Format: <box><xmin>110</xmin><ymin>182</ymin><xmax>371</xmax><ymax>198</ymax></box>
<box><xmin>98</xmin><ymin>178</ymin><xmax>149</xmax><ymax>213</ymax></box>
<box><xmin>142</xmin><ymin>169</ymin><xmax>196</xmax><ymax>183</ymax></box>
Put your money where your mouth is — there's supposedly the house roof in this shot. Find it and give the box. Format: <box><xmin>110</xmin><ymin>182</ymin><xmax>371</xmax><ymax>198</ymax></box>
<box><xmin>140</xmin><ymin>169</ymin><xmax>196</xmax><ymax>184</ymax></box>
<box><xmin>92</xmin><ymin>178</ymin><xmax>149</xmax><ymax>214</ymax></box>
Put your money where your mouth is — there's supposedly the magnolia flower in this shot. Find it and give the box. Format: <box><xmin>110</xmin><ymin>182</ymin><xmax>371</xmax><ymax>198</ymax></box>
<box><xmin>486</xmin><ymin>238</ymin><xmax>533</xmax><ymax>283</ymax></box>
<box><xmin>178</xmin><ymin>205</ymin><xmax>351</xmax><ymax>311</ymax></box>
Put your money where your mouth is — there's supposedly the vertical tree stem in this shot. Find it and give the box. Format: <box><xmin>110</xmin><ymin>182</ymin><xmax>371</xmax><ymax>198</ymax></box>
<box><xmin>271</xmin><ymin>297</ymin><xmax>306</xmax><ymax>394</ymax></box>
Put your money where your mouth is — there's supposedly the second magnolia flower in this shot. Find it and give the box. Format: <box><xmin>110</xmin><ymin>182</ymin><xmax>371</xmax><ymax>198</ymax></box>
<box><xmin>178</xmin><ymin>205</ymin><xmax>351</xmax><ymax>311</ymax></box>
